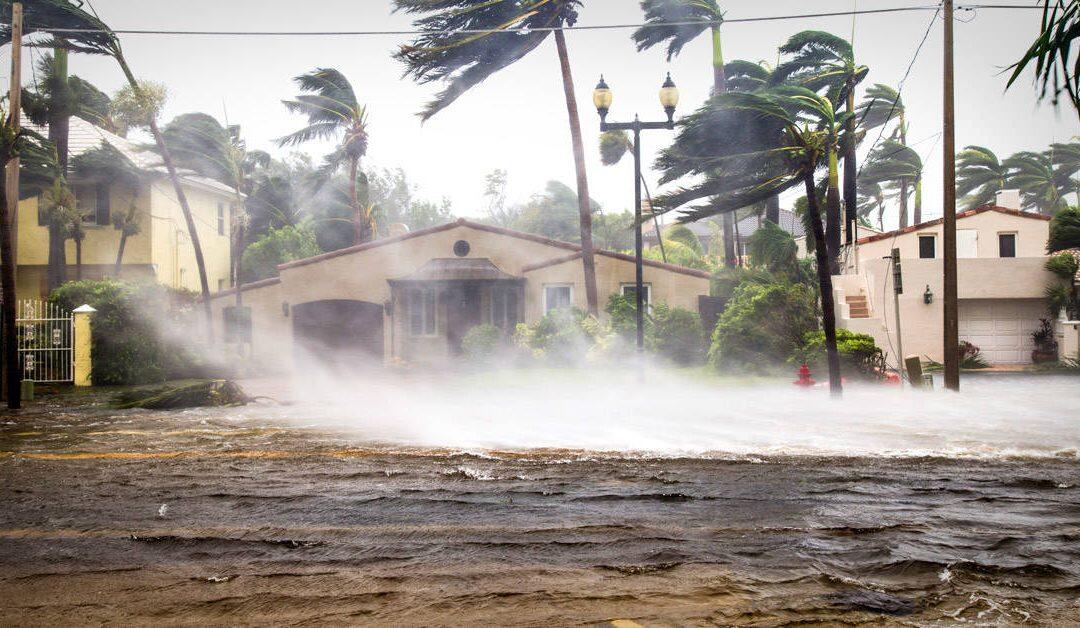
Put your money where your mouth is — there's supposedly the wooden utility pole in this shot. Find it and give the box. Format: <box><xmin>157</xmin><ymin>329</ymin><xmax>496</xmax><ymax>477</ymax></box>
<box><xmin>6</xmin><ymin>2</ymin><xmax>22</xmax><ymax>260</ymax></box>
<box><xmin>942</xmin><ymin>0</ymin><xmax>960</xmax><ymax>391</ymax></box>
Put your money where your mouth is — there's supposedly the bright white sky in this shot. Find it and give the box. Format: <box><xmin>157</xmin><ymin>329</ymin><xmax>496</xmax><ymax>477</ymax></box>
<box><xmin>3</xmin><ymin>1</ymin><xmax>1077</xmax><ymax>230</ymax></box>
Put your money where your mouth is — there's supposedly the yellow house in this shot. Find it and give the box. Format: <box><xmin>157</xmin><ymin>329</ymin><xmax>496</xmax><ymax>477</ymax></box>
<box><xmin>10</xmin><ymin>116</ymin><xmax>238</xmax><ymax>300</ymax></box>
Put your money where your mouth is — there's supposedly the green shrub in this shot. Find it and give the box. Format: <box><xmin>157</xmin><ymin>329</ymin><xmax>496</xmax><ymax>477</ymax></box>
<box><xmin>648</xmin><ymin>303</ymin><xmax>706</xmax><ymax>365</ymax></box>
<box><xmin>241</xmin><ymin>223</ymin><xmax>322</xmax><ymax>283</ymax></box>
<box><xmin>747</xmin><ymin>220</ymin><xmax>798</xmax><ymax>275</ymax></box>
<box><xmin>50</xmin><ymin>279</ymin><xmax>205</xmax><ymax>385</ymax></box>
<box><xmin>794</xmin><ymin>328</ymin><xmax>886</xmax><ymax>380</ymax></box>
<box><xmin>461</xmin><ymin>324</ymin><xmax>504</xmax><ymax>363</ymax></box>
<box><xmin>1047</xmin><ymin>206</ymin><xmax>1080</xmax><ymax>253</ymax></box>
<box><xmin>604</xmin><ymin>293</ymin><xmax>647</xmax><ymax>342</ymax></box>
<box><xmin>709</xmin><ymin>281</ymin><xmax>818</xmax><ymax>373</ymax></box>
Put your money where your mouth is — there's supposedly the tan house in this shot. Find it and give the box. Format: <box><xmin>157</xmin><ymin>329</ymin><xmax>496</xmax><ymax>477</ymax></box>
<box><xmin>208</xmin><ymin>219</ymin><xmax>711</xmax><ymax>366</ymax></box>
<box><xmin>11</xmin><ymin>117</ymin><xmax>238</xmax><ymax>300</ymax></box>
<box><xmin>833</xmin><ymin>204</ymin><xmax>1058</xmax><ymax>365</ymax></box>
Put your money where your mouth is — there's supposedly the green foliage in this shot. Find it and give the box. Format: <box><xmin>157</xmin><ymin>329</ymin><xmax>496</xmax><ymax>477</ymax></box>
<box><xmin>1006</xmin><ymin>0</ymin><xmax>1078</xmax><ymax>115</ymax></box>
<box><xmin>461</xmin><ymin>324</ymin><xmax>504</xmax><ymax>364</ymax></box>
<box><xmin>709</xmin><ymin>281</ymin><xmax>819</xmax><ymax>373</ymax></box>
<box><xmin>642</xmin><ymin>238</ymin><xmax>710</xmax><ymax>270</ymax></box>
<box><xmin>593</xmin><ymin>210</ymin><xmax>634</xmax><ymax>251</ymax></box>
<box><xmin>649</xmin><ymin>303</ymin><xmax>706</xmax><ymax>365</ymax></box>
<box><xmin>664</xmin><ymin>224</ymin><xmax>703</xmax><ymax>254</ymax></box>
<box><xmin>599</xmin><ymin>130</ymin><xmax>630</xmax><ymax>166</ymax></box>
<box><xmin>747</xmin><ymin>220</ymin><xmax>797</xmax><ymax>274</ymax></box>
<box><xmin>604</xmin><ymin>293</ymin><xmax>643</xmax><ymax>342</ymax></box>
<box><xmin>241</xmin><ymin>224</ymin><xmax>322</xmax><ymax>283</ymax></box>
<box><xmin>513</xmin><ymin>180</ymin><xmax>600</xmax><ymax>243</ymax></box>
<box><xmin>519</xmin><ymin>307</ymin><xmax>596</xmax><ymax>365</ymax></box>
<box><xmin>711</xmin><ymin>266</ymin><xmax>782</xmax><ymax>300</ymax></box>
<box><xmin>110</xmin><ymin>81</ymin><xmax>167</xmax><ymax>130</ymax></box>
<box><xmin>795</xmin><ymin>328</ymin><xmax>885</xmax><ymax>380</ymax></box>
<box><xmin>1046</xmin><ymin>250</ymin><xmax>1080</xmax><ymax>278</ymax></box>
<box><xmin>1047</xmin><ymin>206</ymin><xmax>1080</xmax><ymax>252</ymax></box>
<box><xmin>926</xmin><ymin>341</ymin><xmax>990</xmax><ymax>371</ymax></box>
<box><xmin>50</xmin><ymin>279</ymin><xmax>201</xmax><ymax>385</ymax></box>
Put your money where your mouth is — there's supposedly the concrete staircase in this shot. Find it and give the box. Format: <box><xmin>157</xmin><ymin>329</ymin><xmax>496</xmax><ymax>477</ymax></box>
<box><xmin>845</xmin><ymin>294</ymin><xmax>870</xmax><ymax>319</ymax></box>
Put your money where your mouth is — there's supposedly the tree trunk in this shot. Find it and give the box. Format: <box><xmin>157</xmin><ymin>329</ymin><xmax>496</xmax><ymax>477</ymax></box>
<box><xmin>115</xmin><ymin>55</ymin><xmax>214</xmax><ymax>340</ymax></box>
<box><xmin>349</xmin><ymin>155</ymin><xmax>364</xmax><ymax>245</ymax></box>
<box><xmin>553</xmin><ymin>28</ymin><xmax>598</xmax><ymax>316</ymax></box>
<box><xmin>843</xmin><ymin>88</ymin><xmax>857</xmax><ymax>245</ymax></box>
<box><xmin>74</xmin><ymin>236</ymin><xmax>82</xmax><ymax>280</ymax></box>
<box><xmin>46</xmin><ymin>47</ymin><xmax>71</xmax><ymax>294</ymax></box>
<box><xmin>825</xmin><ymin>148</ymin><xmax>842</xmax><ymax>274</ymax></box>
<box><xmin>0</xmin><ymin>175</ymin><xmax>20</xmax><ymax>409</ymax></box>
<box><xmin>765</xmin><ymin>194</ymin><xmax>780</xmax><ymax>224</ymax></box>
<box><xmin>804</xmin><ymin>170</ymin><xmax>842</xmax><ymax>396</ymax></box>
<box><xmin>46</xmin><ymin>222</ymin><xmax>67</xmax><ymax>291</ymax></box>
<box><xmin>898</xmin><ymin>178</ymin><xmax>910</xmax><ymax>228</ymax></box>
<box><xmin>711</xmin><ymin>25</ymin><xmax>738</xmax><ymax>268</ymax></box>
<box><xmin>114</xmin><ymin>231</ymin><xmax>127</xmax><ymax>276</ymax></box>
<box><xmin>913</xmin><ymin>177</ymin><xmax>923</xmax><ymax>224</ymax></box>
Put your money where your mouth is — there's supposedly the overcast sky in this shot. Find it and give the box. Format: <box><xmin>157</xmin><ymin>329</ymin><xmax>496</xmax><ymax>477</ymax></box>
<box><xmin>3</xmin><ymin>1</ymin><xmax>1076</xmax><ymax>229</ymax></box>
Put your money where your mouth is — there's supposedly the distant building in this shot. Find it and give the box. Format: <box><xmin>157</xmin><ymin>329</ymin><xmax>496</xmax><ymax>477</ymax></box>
<box><xmin>9</xmin><ymin>117</ymin><xmax>238</xmax><ymax>300</ymax></box>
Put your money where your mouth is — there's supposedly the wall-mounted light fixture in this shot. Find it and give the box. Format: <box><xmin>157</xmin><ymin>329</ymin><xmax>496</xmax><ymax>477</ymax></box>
<box><xmin>282</xmin><ymin>302</ymin><xmax>290</xmax><ymax>317</ymax></box>
<box><xmin>923</xmin><ymin>285</ymin><xmax>933</xmax><ymax>305</ymax></box>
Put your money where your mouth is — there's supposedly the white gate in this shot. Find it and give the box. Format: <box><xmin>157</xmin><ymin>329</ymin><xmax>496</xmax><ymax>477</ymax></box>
<box><xmin>16</xmin><ymin>300</ymin><xmax>74</xmax><ymax>383</ymax></box>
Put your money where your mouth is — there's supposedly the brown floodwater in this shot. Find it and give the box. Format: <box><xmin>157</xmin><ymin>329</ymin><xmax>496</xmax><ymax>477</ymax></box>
<box><xmin>1</xmin><ymin>383</ymin><xmax>1078</xmax><ymax>625</ymax></box>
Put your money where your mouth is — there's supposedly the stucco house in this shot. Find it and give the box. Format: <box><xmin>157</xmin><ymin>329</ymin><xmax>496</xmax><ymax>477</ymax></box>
<box><xmin>10</xmin><ymin>117</ymin><xmax>238</xmax><ymax>300</ymax></box>
<box><xmin>833</xmin><ymin>203</ymin><xmax>1057</xmax><ymax>365</ymax></box>
<box><xmin>208</xmin><ymin>219</ymin><xmax>711</xmax><ymax>366</ymax></box>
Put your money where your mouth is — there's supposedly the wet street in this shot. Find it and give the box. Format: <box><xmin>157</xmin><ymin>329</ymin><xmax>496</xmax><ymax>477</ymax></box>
<box><xmin>1</xmin><ymin>379</ymin><xmax>1079</xmax><ymax>625</ymax></box>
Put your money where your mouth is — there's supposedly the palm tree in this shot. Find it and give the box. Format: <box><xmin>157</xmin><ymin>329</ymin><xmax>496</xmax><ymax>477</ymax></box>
<box><xmin>775</xmin><ymin>31</ymin><xmax>868</xmax><ymax>249</ymax></box>
<box><xmin>655</xmin><ymin>86</ymin><xmax>849</xmax><ymax>394</ymax></box>
<box><xmin>861</xmin><ymin>139</ymin><xmax>924</xmax><ymax>225</ymax></box>
<box><xmin>0</xmin><ymin>106</ymin><xmax>34</xmax><ymax>408</ymax></box>
<box><xmin>956</xmin><ymin>145</ymin><xmax>1010</xmax><ymax>210</ymax></box>
<box><xmin>71</xmin><ymin>142</ymin><xmax>143</xmax><ymax>275</ymax></box>
<box><xmin>394</xmin><ymin>0</ymin><xmax>601</xmax><ymax>316</ymax></box>
<box><xmin>723</xmin><ymin>60</ymin><xmax>784</xmax><ymax>224</ymax></box>
<box><xmin>1049</xmin><ymin>141</ymin><xmax>1080</xmax><ymax>202</ymax></box>
<box><xmin>857</xmin><ymin>83</ymin><xmax>912</xmax><ymax>226</ymax></box>
<box><xmin>1004</xmin><ymin>148</ymin><xmax>1073</xmax><ymax>215</ymax></box>
<box><xmin>856</xmin><ymin>180</ymin><xmax>887</xmax><ymax>230</ymax></box>
<box><xmin>5</xmin><ymin>0</ymin><xmax>218</xmax><ymax>336</ymax></box>
<box><xmin>1007</xmin><ymin>0</ymin><xmax>1078</xmax><ymax>119</ymax></box>
<box><xmin>633</xmin><ymin>0</ymin><xmax>740</xmax><ymax>267</ymax></box>
<box><xmin>276</xmin><ymin>68</ymin><xmax>371</xmax><ymax>245</ymax></box>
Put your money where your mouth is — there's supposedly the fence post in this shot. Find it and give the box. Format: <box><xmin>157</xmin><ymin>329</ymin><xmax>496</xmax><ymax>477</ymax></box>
<box><xmin>73</xmin><ymin>304</ymin><xmax>96</xmax><ymax>386</ymax></box>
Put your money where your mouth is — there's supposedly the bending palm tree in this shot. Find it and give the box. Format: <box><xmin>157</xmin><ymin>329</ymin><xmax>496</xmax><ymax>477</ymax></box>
<box><xmin>856</xmin><ymin>180</ymin><xmax>887</xmax><ymax>230</ymax></box>
<box><xmin>633</xmin><ymin>0</ymin><xmax>740</xmax><ymax>266</ymax></box>
<box><xmin>654</xmin><ymin>86</ymin><xmax>849</xmax><ymax>394</ymax></box>
<box><xmin>723</xmin><ymin>59</ymin><xmax>783</xmax><ymax>224</ymax></box>
<box><xmin>775</xmin><ymin>30</ymin><xmax>868</xmax><ymax>250</ymax></box>
<box><xmin>956</xmin><ymin>145</ymin><xmax>1010</xmax><ymax>210</ymax></box>
<box><xmin>861</xmin><ymin>140</ymin><xmax>924</xmax><ymax>225</ymax></box>
<box><xmin>1004</xmin><ymin>148</ymin><xmax>1073</xmax><ymax>215</ymax></box>
<box><xmin>277</xmin><ymin>69</ymin><xmax>371</xmax><ymax>245</ymax></box>
<box><xmin>857</xmin><ymin>83</ymin><xmax>912</xmax><ymax>226</ymax></box>
<box><xmin>394</xmin><ymin>0</ymin><xmax>600</xmax><ymax>315</ymax></box>
<box><xmin>3</xmin><ymin>0</ymin><xmax>218</xmax><ymax>336</ymax></box>
<box><xmin>71</xmin><ymin>142</ymin><xmax>143</xmax><ymax>274</ymax></box>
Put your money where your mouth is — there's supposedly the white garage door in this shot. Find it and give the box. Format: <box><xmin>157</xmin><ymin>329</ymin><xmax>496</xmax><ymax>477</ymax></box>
<box><xmin>959</xmin><ymin>299</ymin><xmax>1044</xmax><ymax>364</ymax></box>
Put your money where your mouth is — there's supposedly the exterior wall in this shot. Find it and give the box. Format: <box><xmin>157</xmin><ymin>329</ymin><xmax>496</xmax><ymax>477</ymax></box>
<box><xmin>147</xmin><ymin>178</ymin><xmax>234</xmax><ymax>294</ymax></box>
<box><xmin>521</xmin><ymin>254</ymin><xmax>710</xmax><ymax>322</ymax></box>
<box><xmin>208</xmin><ymin>280</ymin><xmax>289</xmax><ymax>367</ymax></box>
<box><xmin>1059</xmin><ymin>320</ymin><xmax>1080</xmax><ymax>361</ymax></box>
<box><xmin>839</xmin><ymin>256</ymin><xmax>1056</xmax><ymax>364</ymax></box>
<box><xmin>854</xmin><ymin>210</ymin><xmax>1049</xmax><ymax>264</ymax></box>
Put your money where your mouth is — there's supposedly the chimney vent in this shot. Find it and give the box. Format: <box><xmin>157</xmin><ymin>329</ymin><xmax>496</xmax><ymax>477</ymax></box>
<box><xmin>995</xmin><ymin>189</ymin><xmax>1021</xmax><ymax>211</ymax></box>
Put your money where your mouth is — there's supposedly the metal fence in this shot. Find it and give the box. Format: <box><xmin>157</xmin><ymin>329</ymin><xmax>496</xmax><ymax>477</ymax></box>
<box><xmin>16</xmin><ymin>299</ymin><xmax>74</xmax><ymax>383</ymax></box>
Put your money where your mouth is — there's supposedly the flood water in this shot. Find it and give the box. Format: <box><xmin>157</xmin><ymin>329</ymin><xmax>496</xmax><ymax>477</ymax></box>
<box><xmin>1</xmin><ymin>373</ymin><xmax>1078</xmax><ymax>625</ymax></box>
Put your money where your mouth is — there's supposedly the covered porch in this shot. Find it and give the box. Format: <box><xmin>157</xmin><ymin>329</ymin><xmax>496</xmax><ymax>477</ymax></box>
<box><xmin>388</xmin><ymin>258</ymin><xmax>524</xmax><ymax>363</ymax></box>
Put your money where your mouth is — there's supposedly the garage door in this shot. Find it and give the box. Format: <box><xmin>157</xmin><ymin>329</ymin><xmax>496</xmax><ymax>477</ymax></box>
<box><xmin>958</xmin><ymin>299</ymin><xmax>1044</xmax><ymax>364</ymax></box>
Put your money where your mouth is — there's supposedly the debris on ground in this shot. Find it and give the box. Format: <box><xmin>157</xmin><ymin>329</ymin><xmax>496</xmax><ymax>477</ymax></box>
<box><xmin>112</xmin><ymin>380</ymin><xmax>254</xmax><ymax>409</ymax></box>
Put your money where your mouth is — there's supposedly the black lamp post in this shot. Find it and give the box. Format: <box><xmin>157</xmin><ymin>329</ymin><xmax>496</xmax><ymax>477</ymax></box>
<box><xmin>593</xmin><ymin>73</ymin><xmax>679</xmax><ymax>352</ymax></box>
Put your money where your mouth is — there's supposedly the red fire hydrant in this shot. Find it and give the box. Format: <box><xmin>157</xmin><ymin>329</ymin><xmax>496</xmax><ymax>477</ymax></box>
<box><xmin>794</xmin><ymin>364</ymin><xmax>816</xmax><ymax>387</ymax></box>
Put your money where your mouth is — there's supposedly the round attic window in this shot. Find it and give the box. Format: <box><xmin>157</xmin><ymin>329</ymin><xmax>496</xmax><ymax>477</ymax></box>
<box><xmin>453</xmin><ymin>240</ymin><xmax>471</xmax><ymax>257</ymax></box>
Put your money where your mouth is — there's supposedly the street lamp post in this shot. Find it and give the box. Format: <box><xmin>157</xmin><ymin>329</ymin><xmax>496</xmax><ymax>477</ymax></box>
<box><xmin>593</xmin><ymin>73</ymin><xmax>679</xmax><ymax>353</ymax></box>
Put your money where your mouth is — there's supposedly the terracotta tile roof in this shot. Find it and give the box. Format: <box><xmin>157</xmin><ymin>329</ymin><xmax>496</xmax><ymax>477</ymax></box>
<box><xmin>857</xmin><ymin>205</ymin><xmax>1050</xmax><ymax>245</ymax></box>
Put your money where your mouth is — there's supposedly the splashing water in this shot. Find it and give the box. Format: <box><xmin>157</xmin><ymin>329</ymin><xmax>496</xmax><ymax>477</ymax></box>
<box><xmin>236</xmin><ymin>369</ymin><xmax>1080</xmax><ymax>459</ymax></box>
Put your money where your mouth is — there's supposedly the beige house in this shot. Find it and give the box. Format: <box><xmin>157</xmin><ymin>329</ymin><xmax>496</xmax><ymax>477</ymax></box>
<box><xmin>833</xmin><ymin>204</ymin><xmax>1059</xmax><ymax>365</ymax></box>
<box><xmin>11</xmin><ymin>117</ymin><xmax>237</xmax><ymax>300</ymax></box>
<box><xmin>208</xmin><ymin>219</ymin><xmax>711</xmax><ymax>366</ymax></box>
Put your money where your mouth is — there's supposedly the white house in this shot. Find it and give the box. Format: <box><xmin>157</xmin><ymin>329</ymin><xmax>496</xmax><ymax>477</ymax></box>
<box><xmin>832</xmin><ymin>202</ymin><xmax>1057</xmax><ymax>365</ymax></box>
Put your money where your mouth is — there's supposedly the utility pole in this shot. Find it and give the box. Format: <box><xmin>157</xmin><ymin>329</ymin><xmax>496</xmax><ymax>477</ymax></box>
<box><xmin>7</xmin><ymin>2</ymin><xmax>22</xmax><ymax>261</ymax></box>
<box><xmin>891</xmin><ymin>249</ymin><xmax>904</xmax><ymax>378</ymax></box>
<box><xmin>942</xmin><ymin>0</ymin><xmax>960</xmax><ymax>390</ymax></box>
<box><xmin>2</xmin><ymin>2</ymin><xmax>23</xmax><ymax>408</ymax></box>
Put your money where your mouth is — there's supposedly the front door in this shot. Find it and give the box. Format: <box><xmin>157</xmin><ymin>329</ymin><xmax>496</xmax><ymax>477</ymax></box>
<box><xmin>446</xmin><ymin>284</ymin><xmax>482</xmax><ymax>355</ymax></box>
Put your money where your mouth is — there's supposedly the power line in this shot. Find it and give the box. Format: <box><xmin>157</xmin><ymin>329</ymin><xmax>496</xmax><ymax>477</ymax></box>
<box><xmin>0</xmin><ymin>4</ymin><xmax>1038</xmax><ymax>37</ymax></box>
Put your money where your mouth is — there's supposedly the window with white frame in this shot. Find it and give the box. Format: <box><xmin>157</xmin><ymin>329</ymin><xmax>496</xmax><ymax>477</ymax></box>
<box><xmin>620</xmin><ymin>283</ymin><xmax>652</xmax><ymax>310</ymax></box>
<box><xmin>409</xmin><ymin>288</ymin><xmax>437</xmax><ymax>336</ymax></box>
<box><xmin>491</xmin><ymin>286</ymin><xmax>518</xmax><ymax>330</ymax></box>
<box><xmin>918</xmin><ymin>234</ymin><xmax>936</xmax><ymax>259</ymax></box>
<box><xmin>543</xmin><ymin>284</ymin><xmax>572</xmax><ymax>314</ymax></box>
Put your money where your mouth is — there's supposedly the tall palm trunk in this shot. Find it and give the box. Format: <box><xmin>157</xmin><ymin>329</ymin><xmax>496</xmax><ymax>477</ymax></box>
<box><xmin>114</xmin><ymin>231</ymin><xmax>127</xmax><ymax>276</ymax></box>
<box><xmin>115</xmin><ymin>55</ymin><xmax>213</xmax><ymax>340</ymax></box>
<box><xmin>843</xmin><ymin>88</ymin><xmax>857</xmax><ymax>244</ymax></box>
<box><xmin>711</xmin><ymin>25</ymin><xmax>738</xmax><ymax>267</ymax></box>
<box><xmin>825</xmin><ymin>148</ymin><xmax>842</xmax><ymax>273</ymax></box>
<box><xmin>804</xmin><ymin>170</ymin><xmax>842</xmax><ymax>396</ymax></box>
<box><xmin>913</xmin><ymin>177</ymin><xmax>923</xmax><ymax>224</ymax></box>
<box><xmin>553</xmin><ymin>28</ymin><xmax>598</xmax><ymax>316</ymax></box>
<box><xmin>898</xmin><ymin>112</ymin><xmax>909</xmax><ymax>228</ymax></box>
<box><xmin>74</xmin><ymin>234</ymin><xmax>82</xmax><ymax>280</ymax></box>
<box><xmin>1</xmin><ymin>170</ymin><xmax>20</xmax><ymax>409</ymax></box>
<box><xmin>348</xmin><ymin>154</ymin><xmax>364</xmax><ymax>245</ymax></box>
<box><xmin>46</xmin><ymin>47</ymin><xmax>70</xmax><ymax>293</ymax></box>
